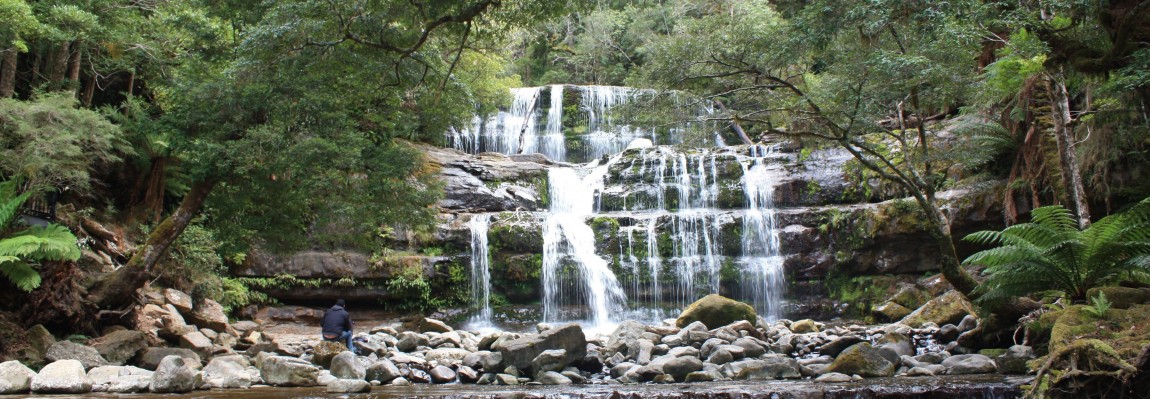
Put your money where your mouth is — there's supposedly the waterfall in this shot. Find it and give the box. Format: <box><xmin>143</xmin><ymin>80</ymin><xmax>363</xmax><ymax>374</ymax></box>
<box><xmin>741</xmin><ymin>145</ymin><xmax>786</xmax><ymax>321</ymax></box>
<box><xmin>542</xmin><ymin>85</ymin><xmax>566</xmax><ymax>161</ymax></box>
<box><xmin>466</xmin><ymin>214</ymin><xmax>494</xmax><ymax>329</ymax></box>
<box><xmin>542</xmin><ymin>163</ymin><xmax>627</xmax><ymax>330</ymax></box>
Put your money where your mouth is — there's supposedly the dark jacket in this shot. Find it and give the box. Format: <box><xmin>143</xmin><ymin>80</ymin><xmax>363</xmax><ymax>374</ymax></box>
<box><xmin>321</xmin><ymin>305</ymin><xmax>353</xmax><ymax>335</ymax></box>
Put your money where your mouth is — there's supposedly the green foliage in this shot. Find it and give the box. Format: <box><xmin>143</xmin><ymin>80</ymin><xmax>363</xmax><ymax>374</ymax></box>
<box><xmin>0</xmin><ymin>0</ymin><xmax>39</xmax><ymax>52</ymax></box>
<box><xmin>0</xmin><ymin>94</ymin><xmax>129</xmax><ymax>196</ymax></box>
<box><xmin>1082</xmin><ymin>291</ymin><xmax>1111</xmax><ymax>319</ymax></box>
<box><xmin>0</xmin><ymin>179</ymin><xmax>80</xmax><ymax>291</ymax></box>
<box><xmin>964</xmin><ymin>197</ymin><xmax>1150</xmax><ymax>302</ymax></box>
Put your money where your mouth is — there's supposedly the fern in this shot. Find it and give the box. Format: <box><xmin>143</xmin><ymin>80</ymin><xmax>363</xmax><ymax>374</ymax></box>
<box><xmin>0</xmin><ymin>180</ymin><xmax>81</xmax><ymax>291</ymax></box>
<box><xmin>964</xmin><ymin>196</ymin><xmax>1150</xmax><ymax>302</ymax></box>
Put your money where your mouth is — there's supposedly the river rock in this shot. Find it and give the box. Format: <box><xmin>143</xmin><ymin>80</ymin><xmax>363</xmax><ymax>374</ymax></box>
<box><xmin>179</xmin><ymin>331</ymin><xmax>214</xmax><ymax>359</ymax></box>
<box><xmin>426</xmin><ymin>347</ymin><xmax>471</xmax><ymax>366</ymax></box>
<box><xmin>732</xmin><ymin>356</ymin><xmax>802</xmax><ymax>380</ymax></box>
<box><xmin>429</xmin><ymin>365</ymin><xmax>457</xmax><ymax>383</ymax></box>
<box><xmin>676</xmin><ymin>294</ymin><xmax>757</xmax><ymax>329</ymax></box>
<box><xmin>420</xmin><ymin>318</ymin><xmax>453</xmax><ymax>333</ymax></box>
<box><xmin>790</xmin><ymin>319</ymin><xmax>821</xmax><ymax>334</ymax></box>
<box><xmin>604</xmin><ymin>320</ymin><xmax>648</xmax><ymax>356</ymax></box>
<box><xmin>942</xmin><ymin>354</ymin><xmax>997</xmax><ymax>374</ymax></box>
<box><xmin>662</xmin><ymin>356</ymin><xmax>703</xmax><ymax>381</ymax></box>
<box><xmin>732</xmin><ymin>337</ymin><xmax>768</xmax><ymax>358</ymax></box>
<box><xmin>464</xmin><ymin>350</ymin><xmax>503</xmax><ymax>371</ymax></box>
<box><xmin>31</xmin><ymin>359</ymin><xmax>91</xmax><ymax>393</ymax></box>
<box><xmin>366</xmin><ymin>358</ymin><xmax>402</xmax><ymax>383</ymax></box>
<box><xmin>685</xmin><ymin>370</ymin><xmax>722</xmax><ymax>382</ymax></box>
<box><xmin>0</xmin><ymin>360</ymin><xmax>36</xmax><ymax>393</ymax></box>
<box><xmin>707</xmin><ymin>348</ymin><xmax>735</xmax><ymax>365</ymax></box>
<box><xmin>102</xmin><ymin>366</ymin><xmax>153</xmax><ymax>393</ymax></box>
<box><xmin>188</xmin><ymin>299</ymin><xmax>232</xmax><ymax>333</ymax></box>
<box><xmin>327</xmin><ymin>378</ymin><xmax>371</xmax><ymax>393</ymax></box>
<box><xmin>329</xmin><ymin>351</ymin><xmax>366</xmax><ymax>380</ymax></box>
<box><xmin>88</xmin><ymin>330</ymin><xmax>148</xmax><ymax>365</ymax></box>
<box><xmin>86</xmin><ymin>365</ymin><xmax>122</xmax><ymax>392</ymax></box>
<box><xmin>149</xmin><ymin>355</ymin><xmax>196</xmax><ymax>393</ymax></box>
<box><xmin>397</xmin><ymin>331</ymin><xmax>430</xmax><ymax>352</ymax></box>
<box><xmin>996</xmin><ymin>345</ymin><xmax>1034</xmax><ymax>374</ymax></box>
<box><xmin>816</xmin><ymin>336</ymin><xmax>865</xmax><ymax>357</ymax></box>
<box><xmin>899</xmin><ymin>290</ymin><xmax>975</xmax><ymax>328</ymax></box>
<box><xmin>815</xmin><ymin>372</ymin><xmax>852</xmax><ymax>382</ymax></box>
<box><xmin>408</xmin><ymin>368</ymin><xmax>432</xmax><ymax>383</ymax></box>
<box><xmin>457</xmin><ymin>365</ymin><xmax>480</xmax><ymax>382</ymax></box>
<box><xmin>202</xmin><ymin>356</ymin><xmax>255</xmax><ymax>388</ymax></box>
<box><xmin>163</xmin><ymin>288</ymin><xmax>195</xmax><ymax>314</ymax></box>
<box><xmin>532</xmin><ymin>349</ymin><xmax>568</xmax><ymax>374</ymax></box>
<box><xmin>537</xmin><ymin>370</ymin><xmax>572</xmax><ymax>385</ymax></box>
<box><xmin>138</xmin><ymin>347</ymin><xmax>201</xmax><ymax>370</ymax></box>
<box><xmin>311</xmin><ymin>340</ymin><xmax>346</xmax><ymax>368</ymax></box>
<box><xmin>498</xmin><ymin>323</ymin><xmax>586</xmax><ymax>373</ymax></box>
<box><xmin>260</xmin><ymin>355</ymin><xmax>320</xmax><ymax>386</ymax></box>
<box><xmin>46</xmin><ymin>341</ymin><xmax>108</xmax><ymax>370</ymax></box>
<box><xmin>826</xmin><ymin>343</ymin><xmax>896</xmax><ymax>378</ymax></box>
<box><xmin>874</xmin><ymin>301</ymin><xmax>913</xmax><ymax>321</ymax></box>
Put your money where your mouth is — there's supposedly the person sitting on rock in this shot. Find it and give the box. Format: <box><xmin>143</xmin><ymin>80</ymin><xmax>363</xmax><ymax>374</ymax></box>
<box><xmin>321</xmin><ymin>299</ymin><xmax>355</xmax><ymax>352</ymax></box>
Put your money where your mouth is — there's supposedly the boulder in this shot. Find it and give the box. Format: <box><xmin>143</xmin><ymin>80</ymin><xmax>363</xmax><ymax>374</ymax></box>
<box><xmin>816</xmin><ymin>336</ymin><xmax>865</xmax><ymax>358</ymax></box>
<box><xmin>899</xmin><ymin>290</ymin><xmax>975</xmax><ymax>328</ymax></box>
<box><xmin>179</xmin><ymin>331</ymin><xmax>214</xmax><ymax>359</ymax></box>
<box><xmin>46</xmin><ymin>341</ymin><xmax>108</xmax><ymax>370</ymax></box>
<box><xmin>537</xmin><ymin>370</ymin><xmax>572</xmax><ymax>385</ymax></box>
<box><xmin>30</xmin><ymin>359</ymin><xmax>91</xmax><ymax>393</ymax></box>
<box><xmin>662</xmin><ymin>356</ymin><xmax>703</xmax><ymax>381</ymax></box>
<box><xmin>815</xmin><ymin>372</ymin><xmax>852</xmax><ymax>383</ymax></box>
<box><xmin>366</xmin><ymin>359</ymin><xmax>402</xmax><ymax>383</ymax></box>
<box><xmin>138</xmin><ymin>347</ymin><xmax>201</xmax><ymax>370</ymax></box>
<box><xmin>420</xmin><ymin>318</ymin><xmax>454</xmax><ymax>333</ymax></box>
<box><xmin>996</xmin><ymin>345</ymin><xmax>1035</xmax><ymax>375</ymax></box>
<box><xmin>425</xmin><ymin>347</ymin><xmax>472</xmax><ymax>366</ymax></box>
<box><xmin>103</xmin><ymin>366</ymin><xmax>153</xmax><ymax>393</ymax></box>
<box><xmin>676</xmin><ymin>294</ymin><xmax>757</xmax><ymax>329</ymax></box>
<box><xmin>873</xmin><ymin>301</ymin><xmax>912</xmax><ymax>321</ymax></box>
<box><xmin>463</xmin><ymin>350</ymin><xmax>503</xmax><ymax>371</ymax></box>
<box><xmin>826</xmin><ymin>343</ymin><xmax>896</xmax><ymax>378</ymax></box>
<box><xmin>732</xmin><ymin>337</ymin><xmax>768</xmax><ymax>358</ymax></box>
<box><xmin>603</xmin><ymin>320</ymin><xmax>649</xmax><ymax>356</ymax></box>
<box><xmin>202</xmin><ymin>356</ymin><xmax>255</xmax><ymax>389</ymax></box>
<box><xmin>498</xmin><ymin>323</ymin><xmax>586</xmax><ymax>373</ymax></box>
<box><xmin>188</xmin><ymin>299</ymin><xmax>232</xmax><ymax>333</ymax></box>
<box><xmin>790</xmin><ymin>319</ymin><xmax>821</xmax><ymax>334</ymax></box>
<box><xmin>163</xmin><ymin>288</ymin><xmax>195</xmax><ymax>314</ymax></box>
<box><xmin>532</xmin><ymin>349</ymin><xmax>568</xmax><ymax>374</ymax></box>
<box><xmin>86</xmin><ymin>365</ymin><xmax>123</xmax><ymax>392</ymax></box>
<box><xmin>311</xmin><ymin>340</ymin><xmax>347</xmax><ymax>368</ymax></box>
<box><xmin>260</xmin><ymin>355</ymin><xmax>321</xmax><ymax>386</ymax></box>
<box><xmin>396</xmin><ymin>331</ymin><xmax>430</xmax><ymax>352</ymax></box>
<box><xmin>429</xmin><ymin>365</ymin><xmax>457</xmax><ymax>383</ymax></box>
<box><xmin>457</xmin><ymin>365</ymin><xmax>480</xmax><ymax>382</ymax></box>
<box><xmin>326</xmin><ymin>379</ymin><xmax>371</xmax><ymax>393</ymax></box>
<box><xmin>732</xmin><ymin>356</ymin><xmax>802</xmax><ymax>380</ymax></box>
<box><xmin>88</xmin><ymin>330</ymin><xmax>148</xmax><ymax>366</ymax></box>
<box><xmin>149</xmin><ymin>355</ymin><xmax>196</xmax><ymax>393</ymax></box>
<box><xmin>685</xmin><ymin>370</ymin><xmax>722</xmax><ymax>382</ymax></box>
<box><xmin>942</xmin><ymin>354</ymin><xmax>997</xmax><ymax>375</ymax></box>
<box><xmin>0</xmin><ymin>360</ymin><xmax>36</xmax><ymax>394</ymax></box>
<box><xmin>329</xmin><ymin>351</ymin><xmax>366</xmax><ymax>380</ymax></box>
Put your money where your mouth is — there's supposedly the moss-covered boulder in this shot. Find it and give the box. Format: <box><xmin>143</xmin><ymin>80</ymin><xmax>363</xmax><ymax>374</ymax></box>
<box><xmin>898</xmin><ymin>290</ymin><xmax>975</xmax><ymax>327</ymax></box>
<box><xmin>826</xmin><ymin>342</ymin><xmax>896</xmax><ymax>378</ymax></box>
<box><xmin>873</xmin><ymin>301</ymin><xmax>912</xmax><ymax>322</ymax></box>
<box><xmin>1084</xmin><ymin>287</ymin><xmax>1150</xmax><ymax>309</ymax></box>
<box><xmin>790</xmin><ymin>319</ymin><xmax>821</xmax><ymax>334</ymax></box>
<box><xmin>311</xmin><ymin>341</ymin><xmax>346</xmax><ymax>369</ymax></box>
<box><xmin>676</xmin><ymin>294</ymin><xmax>757</xmax><ymax>329</ymax></box>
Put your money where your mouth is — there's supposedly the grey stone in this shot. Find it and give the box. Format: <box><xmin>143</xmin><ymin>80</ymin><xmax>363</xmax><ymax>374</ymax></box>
<box><xmin>188</xmin><ymin>299</ymin><xmax>232</xmax><ymax>333</ymax></box>
<box><xmin>457</xmin><ymin>365</ymin><xmax>480</xmax><ymax>382</ymax></box>
<box><xmin>426</xmin><ymin>347</ymin><xmax>471</xmax><ymax>366</ymax></box>
<box><xmin>397</xmin><ymin>332</ymin><xmax>430</xmax><ymax>352</ymax></box>
<box><xmin>997</xmin><ymin>345</ymin><xmax>1035</xmax><ymax>375</ymax></box>
<box><xmin>815</xmin><ymin>372</ymin><xmax>852</xmax><ymax>382</ymax></box>
<box><xmin>203</xmin><ymin>356</ymin><xmax>255</xmax><ymax>389</ymax></box>
<box><xmin>733</xmin><ymin>356</ymin><xmax>802</xmax><ymax>380</ymax></box>
<box><xmin>31</xmin><ymin>360</ymin><xmax>91</xmax><ymax>393</ymax></box>
<box><xmin>816</xmin><ymin>336</ymin><xmax>865</xmax><ymax>358</ymax></box>
<box><xmin>86</xmin><ymin>365</ymin><xmax>123</xmax><ymax>392</ymax></box>
<box><xmin>684</xmin><ymin>370</ymin><xmax>722</xmax><ymax>382</ymax></box>
<box><xmin>138</xmin><ymin>347</ymin><xmax>201</xmax><ymax>370</ymax></box>
<box><xmin>260</xmin><ymin>355</ymin><xmax>320</xmax><ymax>386</ymax></box>
<box><xmin>537</xmin><ymin>371</ymin><xmax>572</xmax><ymax>385</ymax></box>
<box><xmin>326</xmin><ymin>378</ymin><xmax>371</xmax><ymax>393</ymax></box>
<box><xmin>163</xmin><ymin>288</ymin><xmax>195</xmax><ymax>314</ymax></box>
<box><xmin>906</xmin><ymin>366</ymin><xmax>936</xmax><ymax>376</ymax></box>
<box><xmin>707</xmin><ymin>348</ymin><xmax>735</xmax><ymax>365</ymax></box>
<box><xmin>329</xmin><ymin>351</ymin><xmax>366</xmax><ymax>380</ymax></box>
<box><xmin>150</xmin><ymin>355</ymin><xmax>196</xmax><ymax>393</ymax></box>
<box><xmin>0</xmin><ymin>360</ymin><xmax>36</xmax><ymax>394</ymax></box>
<box><xmin>732</xmin><ymin>337</ymin><xmax>768</xmax><ymax>358</ymax></box>
<box><xmin>498</xmin><ymin>323</ymin><xmax>586</xmax><ymax>373</ymax></box>
<box><xmin>942</xmin><ymin>354</ymin><xmax>997</xmax><ymax>375</ymax></box>
<box><xmin>662</xmin><ymin>356</ymin><xmax>703</xmax><ymax>381</ymax></box>
<box><xmin>429</xmin><ymin>365</ymin><xmax>457</xmax><ymax>383</ymax></box>
<box><xmin>179</xmin><ymin>331</ymin><xmax>214</xmax><ymax>359</ymax></box>
<box><xmin>366</xmin><ymin>359</ymin><xmax>402</xmax><ymax>383</ymax></box>
<box><xmin>45</xmin><ymin>341</ymin><xmax>108</xmax><ymax>370</ymax></box>
<box><xmin>463</xmin><ymin>350</ymin><xmax>503</xmax><ymax>371</ymax></box>
<box><xmin>826</xmin><ymin>343</ymin><xmax>896</xmax><ymax>378</ymax></box>
<box><xmin>88</xmin><ymin>330</ymin><xmax>147</xmax><ymax>366</ymax></box>
<box><xmin>495</xmin><ymin>373</ymin><xmax>519</xmax><ymax>385</ymax></box>
<box><xmin>532</xmin><ymin>349</ymin><xmax>568</xmax><ymax>374</ymax></box>
<box><xmin>390</xmin><ymin>377</ymin><xmax>411</xmax><ymax>386</ymax></box>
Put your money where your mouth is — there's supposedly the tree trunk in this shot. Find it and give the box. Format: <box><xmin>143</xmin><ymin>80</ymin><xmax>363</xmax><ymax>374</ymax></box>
<box><xmin>47</xmin><ymin>43</ymin><xmax>70</xmax><ymax>91</ymax></box>
<box><xmin>81</xmin><ymin>72</ymin><xmax>96</xmax><ymax>107</ymax></box>
<box><xmin>85</xmin><ymin>180</ymin><xmax>217</xmax><ymax>310</ymax></box>
<box><xmin>0</xmin><ymin>49</ymin><xmax>16</xmax><ymax>98</ymax></box>
<box><xmin>67</xmin><ymin>42</ymin><xmax>81</xmax><ymax>94</ymax></box>
<box><xmin>921</xmin><ymin>201</ymin><xmax>980</xmax><ymax>297</ymax></box>
<box><xmin>1046</xmin><ymin>72</ymin><xmax>1092</xmax><ymax>229</ymax></box>
<box><xmin>714</xmin><ymin>99</ymin><xmax>755</xmax><ymax>145</ymax></box>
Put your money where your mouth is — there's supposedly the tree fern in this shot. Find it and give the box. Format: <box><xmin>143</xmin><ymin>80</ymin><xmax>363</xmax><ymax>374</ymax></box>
<box><xmin>0</xmin><ymin>180</ymin><xmax>81</xmax><ymax>291</ymax></box>
<box><xmin>964</xmin><ymin>197</ymin><xmax>1150</xmax><ymax>302</ymax></box>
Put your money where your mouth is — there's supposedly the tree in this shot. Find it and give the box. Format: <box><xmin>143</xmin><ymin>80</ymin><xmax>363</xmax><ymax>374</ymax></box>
<box><xmin>964</xmin><ymin>197</ymin><xmax>1150</xmax><ymax>303</ymax></box>
<box><xmin>0</xmin><ymin>179</ymin><xmax>81</xmax><ymax>291</ymax></box>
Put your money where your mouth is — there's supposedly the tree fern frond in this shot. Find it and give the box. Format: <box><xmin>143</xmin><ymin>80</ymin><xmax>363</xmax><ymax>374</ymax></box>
<box><xmin>0</xmin><ymin>259</ymin><xmax>41</xmax><ymax>291</ymax></box>
<box><xmin>0</xmin><ymin>225</ymin><xmax>81</xmax><ymax>262</ymax></box>
<box><xmin>0</xmin><ymin>181</ymin><xmax>33</xmax><ymax>229</ymax></box>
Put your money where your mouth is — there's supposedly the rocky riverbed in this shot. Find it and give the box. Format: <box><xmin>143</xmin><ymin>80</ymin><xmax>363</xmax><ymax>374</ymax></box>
<box><xmin>0</xmin><ymin>287</ymin><xmax>1034</xmax><ymax>397</ymax></box>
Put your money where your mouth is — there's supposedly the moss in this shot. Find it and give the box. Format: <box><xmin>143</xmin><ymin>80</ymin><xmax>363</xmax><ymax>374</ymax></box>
<box><xmin>675</xmin><ymin>294</ymin><xmax>757</xmax><ymax>329</ymax></box>
<box><xmin>979</xmin><ymin>348</ymin><xmax>1008</xmax><ymax>358</ymax></box>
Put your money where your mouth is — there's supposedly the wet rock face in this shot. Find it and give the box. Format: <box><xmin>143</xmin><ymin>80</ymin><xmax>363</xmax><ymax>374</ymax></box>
<box><xmin>423</xmin><ymin>145</ymin><xmax>550</xmax><ymax>213</ymax></box>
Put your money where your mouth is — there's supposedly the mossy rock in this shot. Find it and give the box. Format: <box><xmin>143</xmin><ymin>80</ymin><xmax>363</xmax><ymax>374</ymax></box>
<box><xmin>898</xmin><ymin>290</ymin><xmax>975</xmax><ymax>327</ymax></box>
<box><xmin>1084</xmin><ymin>286</ymin><xmax>1150</xmax><ymax>309</ymax></box>
<box><xmin>873</xmin><ymin>301</ymin><xmax>912</xmax><ymax>322</ymax></box>
<box><xmin>826</xmin><ymin>342</ymin><xmax>896</xmax><ymax>378</ymax></box>
<box><xmin>790</xmin><ymin>319</ymin><xmax>821</xmax><ymax>334</ymax></box>
<box><xmin>312</xmin><ymin>341</ymin><xmax>347</xmax><ymax>369</ymax></box>
<box><xmin>888</xmin><ymin>285</ymin><xmax>932</xmax><ymax>310</ymax></box>
<box><xmin>675</xmin><ymin>294</ymin><xmax>757</xmax><ymax>329</ymax></box>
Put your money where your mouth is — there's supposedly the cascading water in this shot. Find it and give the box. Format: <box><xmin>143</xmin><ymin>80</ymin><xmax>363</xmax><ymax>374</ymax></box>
<box><xmin>466</xmin><ymin>214</ymin><xmax>494</xmax><ymax>330</ymax></box>
<box><xmin>740</xmin><ymin>145</ymin><xmax>786</xmax><ymax>321</ymax></box>
<box><xmin>542</xmin><ymin>163</ymin><xmax>627</xmax><ymax>330</ymax></box>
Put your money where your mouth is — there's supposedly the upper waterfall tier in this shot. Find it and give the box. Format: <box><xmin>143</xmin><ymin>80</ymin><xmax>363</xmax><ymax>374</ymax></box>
<box><xmin>445</xmin><ymin>85</ymin><xmax>714</xmax><ymax>164</ymax></box>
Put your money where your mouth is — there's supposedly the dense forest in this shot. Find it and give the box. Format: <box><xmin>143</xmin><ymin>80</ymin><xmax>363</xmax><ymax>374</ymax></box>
<box><xmin>1</xmin><ymin>0</ymin><xmax>1149</xmax><ymax>396</ymax></box>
